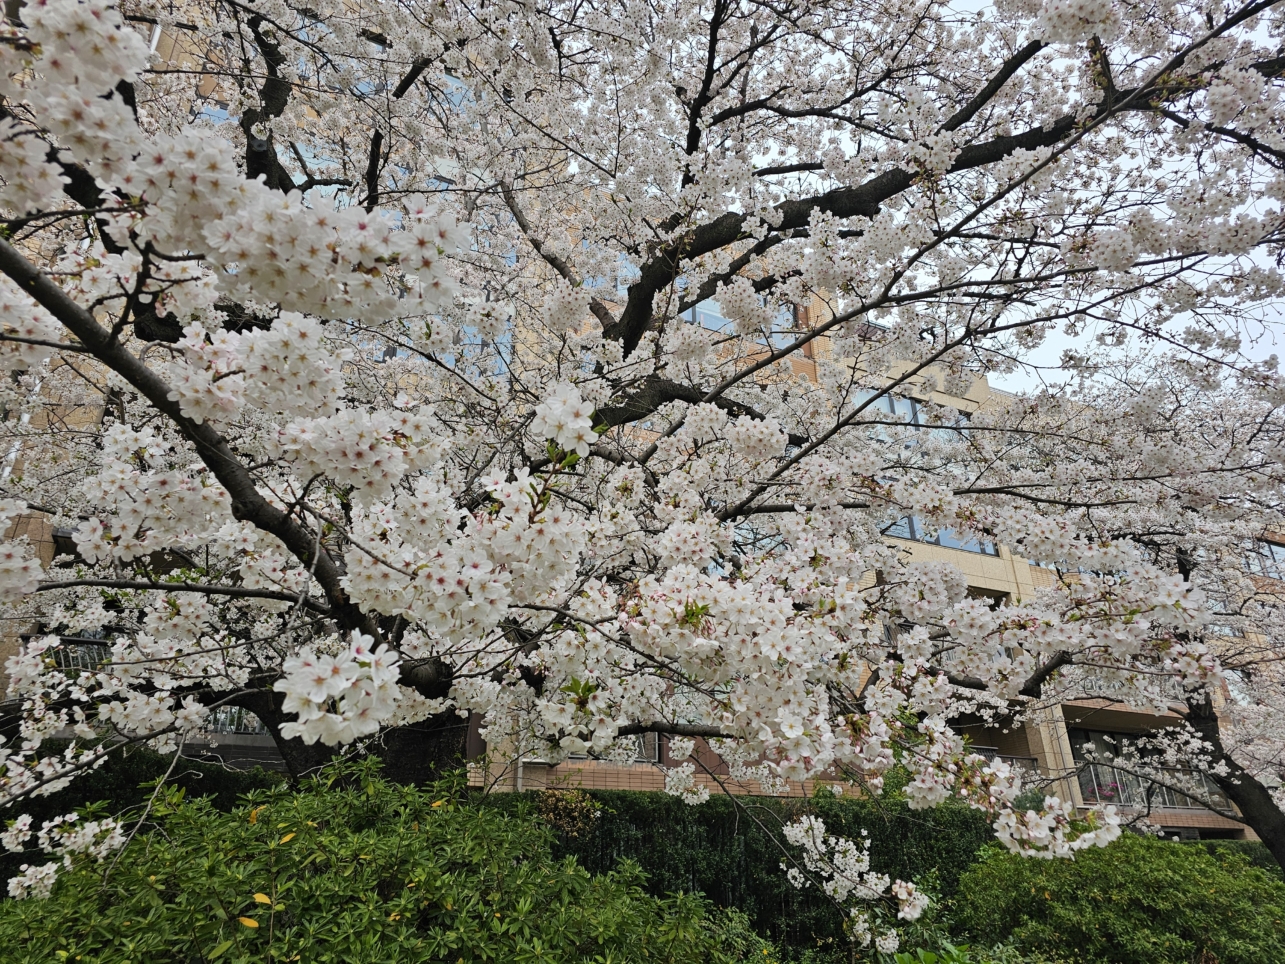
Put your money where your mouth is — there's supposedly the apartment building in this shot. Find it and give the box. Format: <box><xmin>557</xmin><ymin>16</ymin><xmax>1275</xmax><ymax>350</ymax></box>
<box><xmin>474</xmin><ymin>296</ymin><xmax>1258</xmax><ymax>843</ymax></box>
<box><xmin>0</xmin><ymin>10</ymin><xmax>1260</xmax><ymax>832</ymax></box>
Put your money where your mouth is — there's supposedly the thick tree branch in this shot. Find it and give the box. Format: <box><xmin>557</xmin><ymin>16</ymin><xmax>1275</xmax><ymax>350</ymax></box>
<box><xmin>939</xmin><ymin>39</ymin><xmax>1046</xmax><ymax>133</ymax></box>
<box><xmin>596</xmin><ymin>373</ymin><xmax>808</xmax><ymax>447</ymax></box>
<box><xmin>36</xmin><ymin>578</ymin><xmax>331</xmax><ymax>613</ymax></box>
<box><xmin>0</xmin><ymin>235</ymin><xmax>375</xmax><ymax>640</ymax></box>
<box><xmin>239</xmin><ymin>15</ymin><xmax>297</xmax><ymax>193</ymax></box>
<box><xmin>616</xmin><ymin>721</ymin><xmax>727</xmax><ymax>739</ymax></box>
<box><xmin>943</xmin><ymin>650</ymin><xmax>1073</xmax><ymax>701</ymax></box>
<box><xmin>363</xmin><ymin>54</ymin><xmax>440</xmax><ymax>210</ymax></box>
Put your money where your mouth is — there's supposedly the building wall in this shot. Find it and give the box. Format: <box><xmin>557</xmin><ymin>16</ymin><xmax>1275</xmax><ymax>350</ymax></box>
<box><xmin>466</xmin><ymin>340</ymin><xmax>1257</xmax><ymax>840</ymax></box>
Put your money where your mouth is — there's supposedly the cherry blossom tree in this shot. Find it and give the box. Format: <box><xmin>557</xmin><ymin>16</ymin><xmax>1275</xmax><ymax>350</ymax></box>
<box><xmin>1</xmin><ymin>0</ymin><xmax>1285</xmax><ymax>914</ymax></box>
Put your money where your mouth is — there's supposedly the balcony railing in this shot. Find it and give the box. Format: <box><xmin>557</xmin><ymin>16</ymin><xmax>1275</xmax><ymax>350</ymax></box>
<box><xmin>972</xmin><ymin>747</ymin><xmax>1041</xmax><ymax>775</ymax></box>
<box><xmin>1077</xmin><ymin>762</ymin><xmax>1229</xmax><ymax>811</ymax></box>
<box><xmin>199</xmin><ymin>706</ymin><xmax>268</xmax><ymax>736</ymax></box>
<box><xmin>51</xmin><ymin>640</ymin><xmax>111</xmax><ymax>672</ymax></box>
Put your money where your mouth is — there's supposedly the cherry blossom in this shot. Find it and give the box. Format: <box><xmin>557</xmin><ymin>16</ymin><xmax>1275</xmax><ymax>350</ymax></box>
<box><xmin>0</xmin><ymin>0</ymin><xmax>1283</xmax><ymax>918</ymax></box>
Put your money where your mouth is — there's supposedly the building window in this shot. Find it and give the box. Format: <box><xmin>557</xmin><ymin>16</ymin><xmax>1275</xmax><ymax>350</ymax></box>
<box><xmin>882</xmin><ymin>515</ymin><xmax>999</xmax><ymax>556</ymax></box>
<box><xmin>1247</xmin><ymin>540</ymin><xmax>1285</xmax><ymax>579</ymax></box>
<box><xmin>1067</xmin><ymin>728</ymin><xmax>1228</xmax><ymax>811</ymax></box>
<box><xmin>563</xmin><ymin>732</ymin><xmax>658</xmax><ymax>764</ymax></box>
<box><xmin>686</xmin><ymin>299</ymin><xmax>734</xmax><ymax>332</ymax></box>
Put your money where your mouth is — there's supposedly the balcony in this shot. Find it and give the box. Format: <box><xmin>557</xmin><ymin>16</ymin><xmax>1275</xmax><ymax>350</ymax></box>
<box><xmin>1077</xmin><ymin>763</ymin><xmax>1229</xmax><ymax>811</ymax></box>
<box><xmin>200</xmin><ymin>705</ymin><xmax>268</xmax><ymax>736</ymax></box>
<box><xmin>972</xmin><ymin>746</ymin><xmax>1040</xmax><ymax>775</ymax></box>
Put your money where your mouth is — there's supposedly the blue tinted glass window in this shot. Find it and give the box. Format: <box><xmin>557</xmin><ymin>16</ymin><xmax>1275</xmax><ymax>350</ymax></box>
<box><xmin>881</xmin><ymin>517</ymin><xmax>917</xmax><ymax>540</ymax></box>
<box><xmin>1249</xmin><ymin>541</ymin><xmax>1285</xmax><ymax>578</ymax></box>
<box><xmin>883</xmin><ymin>515</ymin><xmax>997</xmax><ymax>555</ymax></box>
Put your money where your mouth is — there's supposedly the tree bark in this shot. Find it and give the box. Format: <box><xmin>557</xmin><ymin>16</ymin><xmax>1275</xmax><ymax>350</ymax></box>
<box><xmin>1185</xmin><ymin>693</ymin><xmax>1285</xmax><ymax>868</ymax></box>
<box><xmin>225</xmin><ymin>689</ymin><xmax>336</xmax><ymax>780</ymax></box>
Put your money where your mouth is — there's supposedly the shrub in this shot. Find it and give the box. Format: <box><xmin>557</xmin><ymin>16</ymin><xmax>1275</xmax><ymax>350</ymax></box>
<box><xmin>486</xmin><ymin>787</ymin><xmax>994</xmax><ymax>954</ymax></box>
<box><xmin>888</xmin><ymin>940</ymin><xmax>1072</xmax><ymax>964</ymax></box>
<box><xmin>1184</xmin><ymin>838</ymin><xmax>1282</xmax><ymax>878</ymax></box>
<box><xmin>0</xmin><ymin>741</ymin><xmax>282</xmax><ymax>884</ymax></box>
<box><xmin>0</xmin><ymin>759</ymin><xmax>771</xmax><ymax>964</ymax></box>
<box><xmin>954</xmin><ymin>833</ymin><xmax>1285</xmax><ymax>964</ymax></box>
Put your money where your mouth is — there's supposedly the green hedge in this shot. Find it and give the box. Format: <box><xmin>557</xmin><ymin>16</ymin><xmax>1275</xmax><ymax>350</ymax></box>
<box><xmin>484</xmin><ymin>788</ymin><xmax>995</xmax><ymax>954</ymax></box>
<box><xmin>0</xmin><ymin>742</ymin><xmax>282</xmax><ymax>884</ymax></box>
<box><xmin>1185</xmin><ymin>838</ymin><xmax>1283</xmax><ymax>877</ymax></box>
<box><xmin>8</xmin><ymin>749</ymin><xmax>1283</xmax><ymax>964</ymax></box>
<box><xmin>0</xmin><ymin>760</ymin><xmax>772</xmax><ymax>964</ymax></box>
<box><xmin>955</xmin><ymin>833</ymin><xmax>1285</xmax><ymax>964</ymax></box>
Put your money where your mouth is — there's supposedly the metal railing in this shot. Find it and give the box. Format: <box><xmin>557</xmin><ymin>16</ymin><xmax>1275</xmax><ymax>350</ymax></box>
<box><xmin>1076</xmin><ymin>762</ymin><xmax>1229</xmax><ymax>810</ymax></box>
<box><xmin>199</xmin><ymin>706</ymin><xmax>268</xmax><ymax>736</ymax></box>
<box><xmin>972</xmin><ymin>746</ymin><xmax>1041</xmax><ymax>775</ymax></box>
<box><xmin>51</xmin><ymin>640</ymin><xmax>111</xmax><ymax>672</ymax></box>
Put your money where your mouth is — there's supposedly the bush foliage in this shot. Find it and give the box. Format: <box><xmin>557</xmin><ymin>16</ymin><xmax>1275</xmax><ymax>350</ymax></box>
<box><xmin>0</xmin><ymin>760</ymin><xmax>772</xmax><ymax>964</ymax></box>
<box><xmin>0</xmin><ymin>741</ymin><xmax>282</xmax><ymax>883</ymax></box>
<box><xmin>955</xmin><ymin>833</ymin><xmax>1285</xmax><ymax>964</ymax></box>
<box><xmin>6</xmin><ymin>752</ymin><xmax>1284</xmax><ymax>964</ymax></box>
<box><xmin>484</xmin><ymin>785</ymin><xmax>995</xmax><ymax>955</ymax></box>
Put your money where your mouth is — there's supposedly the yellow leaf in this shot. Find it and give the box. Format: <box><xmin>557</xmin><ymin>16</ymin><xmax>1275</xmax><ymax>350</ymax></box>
<box><xmin>388</xmin><ymin>913</ymin><xmax>401</xmax><ymax>921</ymax></box>
<box><xmin>279</xmin><ymin>833</ymin><xmax>296</xmax><ymax>844</ymax></box>
<box><xmin>238</xmin><ymin>917</ymin><xmax>260</xmax><ymax>928</ymax></box>
<box><xmin>431</xmin><ymin>800</ymin><xmax>445</xmax><ymax>808</ymax></box>
<box><xmin>249</xmin><ymin>807</ymin><xmax>264</xmax><ymax>825</ymax></box>
<box><xmin>253</xmin><ymin>893</ymin><xmax>271</xmax><ymax>904</ymax></box>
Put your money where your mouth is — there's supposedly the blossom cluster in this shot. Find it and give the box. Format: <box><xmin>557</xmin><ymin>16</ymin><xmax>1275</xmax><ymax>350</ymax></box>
<box><xmin>273</xmin><ymin>632</ymin><xmax>405</xmax><ymax>746</ymax></box>
<box><xmin>170</xmin><ymin>312</ymin><xmax>346</xmax><ymax>426</ymax></box>
<box><xmin>716</xmin><ymin>277</ymin><xmax>775</xmax><ymax>335</ymax></box>
<box><xmin>0</xmin><ymin>501</ymin><xmax>43</xmax><ymax>602</ymax></box>
<box><xmin>272</xmin><ymin>408</ymin><xmax>447</xmax><ymax>503</ymax></box>
<box><xmin>994</xmin><ymin>796</ymin><xmax>1122</xmax><ymax>858</ymax></box>
<box><xmin>663</xmin><ymin>762</ymin><xmax>711</xmax><ymax>804</ymax></box>
<box><xmin>782</xmin><ymin>816</ymin><xmax>924</xmax><ymax>951</ymax></box>
<box><xmin>725</xmin><ymin>414</ymin><xmax>789</xmax><ymax>461</ymax></box>
<box><xmin>3</xmin><ymin>811</ymin><xmax>124</xmax><ymax>899</ymax></box>
<box><xmin>1036</xmin><ymin>0</ymin><xmax>1120</xmax><ymax>43</ymax></box>
<box><xmin>531</xmin><ymin>382</ymin><xmax>596</xmax><ymax>457</ymax></box>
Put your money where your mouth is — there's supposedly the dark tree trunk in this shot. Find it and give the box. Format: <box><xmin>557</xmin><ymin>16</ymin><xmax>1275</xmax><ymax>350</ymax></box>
<box><xmin>1185</xmin><ymin>692</ymin><xmax>1285</xmax><ymax>869</ymax></box>
<box><xmin>226</xmin><ymin>689</ymin><xmax>336</xmax><ymax>780</ymax></box>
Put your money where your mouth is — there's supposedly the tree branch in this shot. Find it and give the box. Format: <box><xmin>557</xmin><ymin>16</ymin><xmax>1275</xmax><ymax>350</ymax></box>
<box><xmin>36</xmin><ymin>578</ymin><xmax>331</xmax><ymax>613</ymax></box>
<box><xmin>616</xmin><ymin>721</ymin><xmax>727</xmax><ymax>739</ymax></box>
<box><xmin>596</xmin><ymin>373</ymin><xmax>808</xmax><ymax>447</ymax></box>
<box><xmin>0</xmin><ymin>234</ymin><xmax>375</xmax><ymax>640</ymax></box>
<box><xmin>500</xmin><ymin>180</ymin><xmax>617</xmax><ymax>330</ymax></box>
